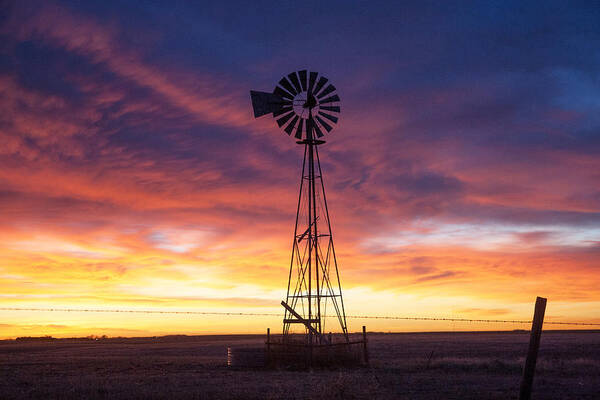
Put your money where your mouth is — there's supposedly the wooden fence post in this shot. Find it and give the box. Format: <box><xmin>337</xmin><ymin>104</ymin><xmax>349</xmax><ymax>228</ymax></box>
<box><xmin>519</xmin><ymin>296</ymin><xmax>547</xmax><ymax>400</ymax></box>
<box><xmin>362</xmin><ymin>325</ymin><xmax>369</xmax><ymax>365</ymax></box>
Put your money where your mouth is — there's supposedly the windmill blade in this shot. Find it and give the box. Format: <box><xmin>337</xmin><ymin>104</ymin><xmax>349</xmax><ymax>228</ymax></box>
<box><xmin>313</xmin><ymin>76</ymin><xmax>328</xmax><ymax>97</ymax></box>
<box><xmin>250</xmin><ymin>91</ymin><xmax>286</xmax><ymax>118</ymax></box>
<box><xmin>308</xmin><ymin>72</ymin><xmax>318</xmax><ymax>95</ymax></box>
<box><xmin>274</xmin><ymin>86</ymin><xmax>294</xmax><ymax>100</ymax></box>
<box><xmin>311</xmin><ymin>116</ymin><xmax>324</xmax><ymax>137</ymax></box>
<box><xmin>288</xmin><ymin>72</ymin><xmax>302</xmax><ymax>94</ymax></box>
<box><xmin>298</xmin><ymin>70</ymin><xmax>307</xmax><ymax>91</ymax></box>
<box><xmin>319</xmin><ymin>94</ymin><xmax>340</xmax><ymax>104</ymax></box>
<box><xmin>276</xmin><ymin>111</ymin><xmax>295</xmax><ymax>127</ymax></box>
<box><xmin>320</xmin><ymin>105</ymin><xmax>340</xmax><ymax>113</ymax></box>
<box><xmin>273</xmin><ymin>106</ymin><xmax>293</xmax><ymax>117</ymax></box>
<box><xmin>279</xmin><ymin>77</ymin><xmax>298</xmax><ymax>96</ymax></box>
<box><xmin>295</xmin><ymin>118</ymin><xmax>304</xmax><ymax>139</ymax></box>
<box><xmin>318</xmin><ymin>111</ymin><xmax>338</xmax><ymax>124</ymax></box>
<box><xmin>284</xmin><ymin>115</ymin><xmax>299</xmax><ymax>136</ymax></box>
<box><xmin>316</xmin><ymin>84</ymin><xmax>336</xmax><ymax>99</ymax></box>
<box><xmin>316</xmin><ymin>115</ymin><xmax>333</xmax><ymax>132</ymax></box>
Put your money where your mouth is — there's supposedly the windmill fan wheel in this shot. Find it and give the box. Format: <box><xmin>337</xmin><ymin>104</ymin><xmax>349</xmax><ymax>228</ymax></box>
<box><xmin>250</xmin><ymin>70</ymin><xmax>341</xmax><ymax>141</ymax></box>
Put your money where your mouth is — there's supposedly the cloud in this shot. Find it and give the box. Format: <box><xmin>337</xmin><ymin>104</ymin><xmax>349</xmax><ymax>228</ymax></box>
<box><xmin>410</xmin><ymin>265</ymin><xmax>436</xmax><ymax>275</ymax></box>
<box><xmin>1</xmin><ymin>0</ymin><xmax>600</xmax><ymax>337</ymax></box>
<box><xmin>513</xmin><ymin>231</ymin><xmax>556</xmax><ymax>244</ymax></box>
<box><xmin>456</xmin><ymin>308</ymin><xmax>512</xmax><ymax>316</ymax></box>
<box><xmin>413</xmin><ymin>271</ymin><xmax>458</xmax><ymax>283</ymax></box>
<box><xmin>4</xmin><ymin>2</ymin><xmax>255</xmax><ymax>132</ymax></box>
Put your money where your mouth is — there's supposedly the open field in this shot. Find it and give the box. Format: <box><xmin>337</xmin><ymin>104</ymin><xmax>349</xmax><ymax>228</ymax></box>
<box><xmin>1</xmin><ymin>330</ymin><xmax>598</xmax><ymax>399</ymax></box>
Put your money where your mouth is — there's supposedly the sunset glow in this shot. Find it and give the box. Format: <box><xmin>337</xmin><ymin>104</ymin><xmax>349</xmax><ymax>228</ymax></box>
<box><xmin>1</xmin><ymin>1</ymin><xmax>599</xmax><ymax>338</ymax></box>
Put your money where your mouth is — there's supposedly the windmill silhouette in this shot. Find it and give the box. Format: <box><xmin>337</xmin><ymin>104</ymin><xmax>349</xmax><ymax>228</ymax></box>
<box><xmin>251</xmin><ymin>70</ymin><xmax>348</xmax><ymax>349</ymax></box>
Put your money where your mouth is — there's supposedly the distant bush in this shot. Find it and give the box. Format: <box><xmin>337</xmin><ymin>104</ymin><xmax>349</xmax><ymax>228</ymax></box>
<box><xmin>85</xmin><ymin>335</ymin><xmax>108</xmax><ymax>340</ymax></box>
<box><xmin>15</xmin><ymin>336</ymin><xmax>55</xmax><ymax>342</ymax></box>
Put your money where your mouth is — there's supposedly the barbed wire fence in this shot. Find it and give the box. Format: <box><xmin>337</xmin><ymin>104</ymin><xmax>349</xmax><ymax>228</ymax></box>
<box><xmin>2</xmin><ymin>307</ymin><xmax>599</xmax><ymax>326</ymax></box>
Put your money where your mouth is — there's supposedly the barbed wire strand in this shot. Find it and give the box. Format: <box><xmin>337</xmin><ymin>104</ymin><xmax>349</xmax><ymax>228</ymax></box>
<box><xmin>1</xmin><ymin>307</ymin><xmax>599</xmax><ymax>326</ymax></box>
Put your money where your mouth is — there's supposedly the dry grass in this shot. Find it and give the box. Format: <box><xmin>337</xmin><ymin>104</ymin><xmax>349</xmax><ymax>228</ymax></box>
<box><xmin>0</xmin><ymin>331</ymin><xmax>599</xmax><ymax>399</ymax></box>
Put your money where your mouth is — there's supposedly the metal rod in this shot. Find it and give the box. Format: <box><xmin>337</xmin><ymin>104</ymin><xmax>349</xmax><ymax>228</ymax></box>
<box><xmin>266</xmin><ymin>327</ymin><xmax>271</xmax><ymax>364</ymax></box>
<box><xmin>307</xmin><ymin>139</ymin><xmax>313</xmax><ymax>350</ymax></box>
<box><xmin>315</xmin><ymin>144</ymin><xmax>349</xmax><ymax>340</ymax></box>
<box><xmin>308</xmin><ymin>112</ymin><xmax>322</xmax><ymax>339</ymax></box>
<box><xmin>362</xmin><ymin>325</ymin><xmax>369</xmax><ymax>365</ymax></box>
<box><xmin>283</xmin><ymin>144</ymin><xmax>307</xmax><ymax>336</ymax></box>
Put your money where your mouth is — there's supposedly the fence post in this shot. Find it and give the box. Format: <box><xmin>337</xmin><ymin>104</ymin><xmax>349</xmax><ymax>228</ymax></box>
<box><xmin>266</xmin><ymin>328</ymin><xmax>270</xmax><ymax>366</ymax></box>
<box><xmin>519</xmin><ymin>297</ymin><xmax>547</xmax><ymax>400</ymax></box>
<box><xmin>362</xmin><ymin>325</ymin><xmax>369</xmax><ymax>365</ymax></box>
<box><xmin>425</xmin><ymin>350</ymin><xmax>434</xmax><ymax>370</ymax></box>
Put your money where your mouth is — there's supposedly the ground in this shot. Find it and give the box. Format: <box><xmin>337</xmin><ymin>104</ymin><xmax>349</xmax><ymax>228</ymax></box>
<box><xmin>1</xmin><ymin>331</ymin><xmax>598</xmax><ymax>399</ymax></box>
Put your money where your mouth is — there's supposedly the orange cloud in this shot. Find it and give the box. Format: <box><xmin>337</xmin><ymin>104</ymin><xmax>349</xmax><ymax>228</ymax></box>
<box><xmin>1</xmin><ymin>1</ymin><xmax>599</xmax><ymax>339</ymax></box>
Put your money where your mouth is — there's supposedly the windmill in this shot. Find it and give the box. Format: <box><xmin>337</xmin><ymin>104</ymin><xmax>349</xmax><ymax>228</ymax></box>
<box><xmin>250</xmin><ymin>70</ymin><xmax>348</xmax><ymax>350</ymax></box>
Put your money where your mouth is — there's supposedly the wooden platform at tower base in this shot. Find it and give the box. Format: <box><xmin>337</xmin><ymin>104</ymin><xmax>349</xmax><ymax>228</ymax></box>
<box><xmin>264</xmin><ymin>329</ymin><xmax>369</xmax><ymax>370</ymax></box>
<box><xmin>227</xmin><ymin>328</ymin><xmax>369</xmax><ymax>369</ymax></box>
<box><xmin>265</xmin><ymin>340</ymin><xmax>365</xmax><ymax>369</ymax></box>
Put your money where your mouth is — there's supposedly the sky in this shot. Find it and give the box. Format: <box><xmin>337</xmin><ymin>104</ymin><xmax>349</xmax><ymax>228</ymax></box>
<box><xmin>0</xmin><ymin>0</ymin><xmax>599</xmax><ymax>338</ymax></box>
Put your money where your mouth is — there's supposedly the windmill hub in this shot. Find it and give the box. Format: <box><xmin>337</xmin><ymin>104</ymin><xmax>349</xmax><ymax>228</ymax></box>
<box><xmin>292</xmin><ymin>90</ymin><xmax>319</xmax><ymax>120</ymax></box>
<box><xmin>303</xmin><ymin>94</ymin><xmax>317</xmax><ymax>109</ymax></box>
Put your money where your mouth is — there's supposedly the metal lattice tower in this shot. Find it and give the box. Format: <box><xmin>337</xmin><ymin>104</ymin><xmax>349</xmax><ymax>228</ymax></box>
<box><xmin>250</xmin><ymin>70</ymin><xmax>348</xmax><ymax>346</ymax></box>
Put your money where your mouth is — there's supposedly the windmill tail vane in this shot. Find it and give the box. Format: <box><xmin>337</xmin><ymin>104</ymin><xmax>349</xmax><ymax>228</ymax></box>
<box><xmin>250</xmin><ymin>70</ymin><xmax>348</xmax><ymax>345</ymax></box>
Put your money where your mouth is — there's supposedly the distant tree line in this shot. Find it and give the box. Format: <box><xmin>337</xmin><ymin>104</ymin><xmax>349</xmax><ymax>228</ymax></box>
<box><xmin>15</xmin><ymin>335</ymin><xmax>109</xmax><ymax>341</ymax></box>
